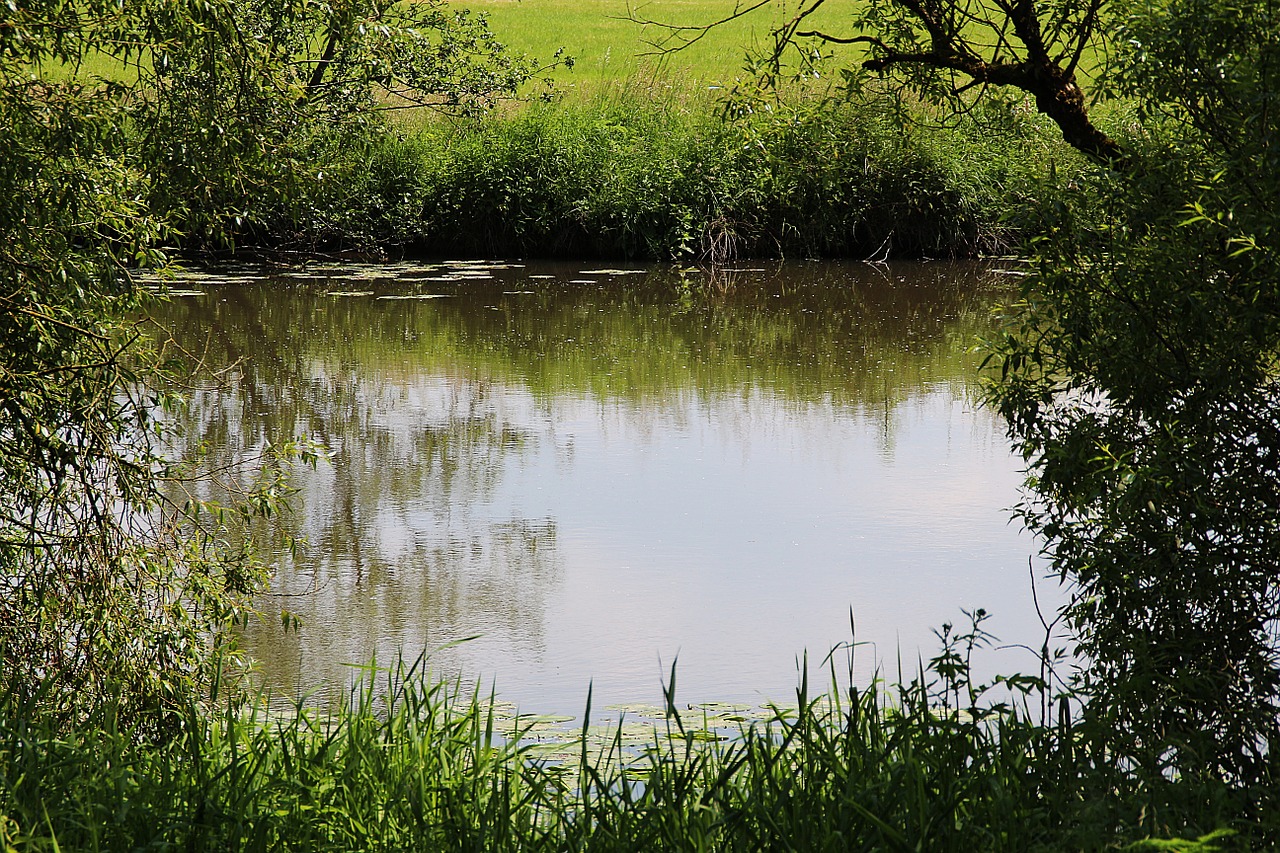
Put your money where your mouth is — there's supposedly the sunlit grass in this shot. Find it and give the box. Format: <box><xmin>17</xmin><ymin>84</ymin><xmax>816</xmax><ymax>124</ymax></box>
<box><xmin>37</xmin><ymin>2</ymin><xmax>852</xmax><ymax>101</ymax></box>
<box><xmin>460</xmin><ymin>0</ymin><xmax>859</xmax><ymax>94</ymax></box>
<box><xmin>1</xmin><ymin>643</ymin><xmax>1256</xmax><ymax>851</ymax></box>
<box><xmin>461</xmin><ymin>0</ymin><xmax>1107</xmax><ymax>98</ymax></box>
<box><xmin>27</xmin><ymin>49</ymin><xmax>138</xmax><ymax>83</ymax></box>
<box><xmin>38</xmin><ymin>1</ymin><xmax>1099</xmax><ymax>105</ymax></box>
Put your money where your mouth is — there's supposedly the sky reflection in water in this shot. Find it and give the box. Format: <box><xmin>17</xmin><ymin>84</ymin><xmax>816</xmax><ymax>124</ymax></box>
<box><xmin>153</xmin><ymin>260</ymin><xmax>1061</xmax><ymax>715</ymax></box>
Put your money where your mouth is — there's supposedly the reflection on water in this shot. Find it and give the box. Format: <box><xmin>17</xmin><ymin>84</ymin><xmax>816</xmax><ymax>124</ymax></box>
<box><xmin>153</xmin><ymin>260</ymin><xmax>1055</xmax><ymax>714</ymax></box>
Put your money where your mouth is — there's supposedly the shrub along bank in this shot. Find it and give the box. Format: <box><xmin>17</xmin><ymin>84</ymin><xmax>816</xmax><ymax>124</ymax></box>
<box><xmin>239</xmin><ymin>86</ymin><xmax>1076</xmax><ymax>262</ymax></box>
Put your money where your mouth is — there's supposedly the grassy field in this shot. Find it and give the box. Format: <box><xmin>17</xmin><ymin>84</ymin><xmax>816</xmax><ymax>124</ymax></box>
<box><xmin>52</xmin><ymin>1</ymin><xmax>1100</xmax><ymax>102</ymax></box>
<box><xmin>462</xmin><ymin>0</ymin><xmax>1106</xmax><ymax>96</ymax></box>
<box><xmin>52</xmin><ymin>1</ymin><xmax>854</xmax><ymax>97</ymax></box>
<box><xmin>461</xmin><ymin>0</ymin><xmax>859</xmax><ymax>93</ymax></box>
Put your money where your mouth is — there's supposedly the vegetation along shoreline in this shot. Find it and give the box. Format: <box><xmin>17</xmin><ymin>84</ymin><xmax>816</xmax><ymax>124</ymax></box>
<box><xmin>3</xmin><ymin>0</ymin><xmax>1279</xmax><ymax>849</ymax></box>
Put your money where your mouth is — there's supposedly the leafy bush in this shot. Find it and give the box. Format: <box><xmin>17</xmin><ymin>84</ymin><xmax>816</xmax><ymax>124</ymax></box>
<box><xmin>284</xmin><ymin>85</ymin><xmax>1063</xmax><ymax>260</ymax></box>
<box><xmin>986</xmin><ymin>0</ymin><xmax>1280</xmax><ymax>792</ymax></box>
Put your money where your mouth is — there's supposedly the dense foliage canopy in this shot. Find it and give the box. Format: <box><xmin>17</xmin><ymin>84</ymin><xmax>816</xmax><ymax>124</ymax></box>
<box><xmin>988</xmin><ymin>0</ymin><xmax>1280</xmax><ymax>786</ymax></box>
<box><xmin>792</xmin><ymin>0</ymin><xmax>1280</xmax><ymax>792</ymax></box>
<box><xmin>0</xmin><ymin>0</ymin><xmax>539</xmax><ymax>720</ymax></box>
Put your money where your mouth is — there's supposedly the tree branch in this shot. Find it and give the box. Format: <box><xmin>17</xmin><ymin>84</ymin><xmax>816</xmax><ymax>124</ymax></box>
<box><xmin>850</xmin><ymin>0</ymin><xmax>1124</xmax><ymax>165</ymax></box>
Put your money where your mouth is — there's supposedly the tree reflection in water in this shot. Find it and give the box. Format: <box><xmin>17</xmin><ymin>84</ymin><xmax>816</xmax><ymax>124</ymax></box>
<box><xmin>152</xmin><ymin>261</ymin><xmax>1046</xmax><ymax>713</ymax></box>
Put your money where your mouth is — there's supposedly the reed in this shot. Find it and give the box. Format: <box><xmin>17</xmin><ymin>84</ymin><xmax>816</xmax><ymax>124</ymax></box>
<box><xmin>1</xmin><ymin>632</ymin><xmax>1262</xmax><ymax>851</ymax></box>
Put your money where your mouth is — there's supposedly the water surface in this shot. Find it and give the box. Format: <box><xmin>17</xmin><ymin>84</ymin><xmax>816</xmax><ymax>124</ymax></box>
<box><xmin>154</xmin><ymin>260</ymin><xmax>1057</xmax><ymax>714</ymax></box>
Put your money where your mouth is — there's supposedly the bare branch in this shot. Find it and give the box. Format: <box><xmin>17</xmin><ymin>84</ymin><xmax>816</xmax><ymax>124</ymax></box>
<box><xmin>1066</xmin><ymin>0</ymin><xmax>1105</xmax><ymax>79</ymax></box>
<box><xmin>628</xmin><ymin>0</ymin><xmax>772</xmax><ymax>55</ymax></box>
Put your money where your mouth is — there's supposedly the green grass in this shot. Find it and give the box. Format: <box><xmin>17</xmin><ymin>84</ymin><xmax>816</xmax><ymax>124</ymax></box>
<box><xmin>462</xmin><ymin>0</ymin><xmax>1108</xmax><ymax>98</ymax></box>
<box><xmin>462</xmin><ymin>0</ymin><xmax>859</xmax><ymax>93</ymax></box>
<box><xmin>41</xmin><ymin>0</ymin><xmax>1104</xmax><ymax>103</ymax></box>
<box><xmin>0</xmin><ymin>640</ymin><xmax>1265</xmax><ymax>852</ymax></box>
<box><xmin>278</xmin><ymin>83</ymin><xmax>1077</xmax><ymax>260</ymax></box>
<box><xmin>44</xmin><ymin>1</ymin><xmax>854</xmax><ymax>93</ymax></box>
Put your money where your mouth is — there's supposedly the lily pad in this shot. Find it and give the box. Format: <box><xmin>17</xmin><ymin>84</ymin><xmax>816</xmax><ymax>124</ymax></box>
<box><xmin>442</xmin><ymin>260</ymin><xmax>521</xmax><ymax>270</ymax></box>
<box><xmin>694</xmin><ymin>702</ymin><xmax>755</xmax><ymax>713</ymax></box>
<box><xmin>524</xmin><ymin>745</ymin><xmax>582</xmax><ymax>762</ymax></box>
<box><xmin>603</xmin><ymin>703</ymin><xmax>668</xmax><ymax>718</ymax></box>
<box><xmin>687</xmin><ymin>729</ymin><xmax>726</xmax><ymax>742</ymax></box>
<box><xmin>517</xmin><ymin>713</ymin><xmax>577</xmax><ymax>725</ymax></box>
<box><xmin>163</xmin><ymin>276</ymin><xmax>261</xmax><ymax>286</ymax></box>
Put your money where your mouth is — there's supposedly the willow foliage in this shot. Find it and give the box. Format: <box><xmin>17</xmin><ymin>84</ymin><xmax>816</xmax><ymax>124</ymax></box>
<box><xmin>986</xmin><ymin>0</ymin><xmax>1280</xmax><ymax>788</ymax></box>
<box><xmin>0</xmin><ymin>0</ymin><xmax>536</xmax><ymax>724</ymax></box>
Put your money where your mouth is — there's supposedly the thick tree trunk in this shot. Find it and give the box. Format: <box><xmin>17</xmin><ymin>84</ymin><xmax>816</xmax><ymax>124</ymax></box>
<box><xmin>1030</xmin><ymin>72</ymin><xmax>1125</xmax><ymax>167</ymax></box>
<box><xmin>851</xmin><ymin>0</ymin><xmax>1126</xmax><ymax>167</ymax></box>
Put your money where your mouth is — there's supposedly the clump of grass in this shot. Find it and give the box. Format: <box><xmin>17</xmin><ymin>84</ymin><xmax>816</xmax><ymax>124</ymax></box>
<box><xmin>2</xmin><ymin>618</ymin><xmax>1268</xmax><ymax>851</ymax></box>
<box><xmin>0</xmin><ymin>655</ymin><xmax>548</xmax><ymax>851</ymax></box>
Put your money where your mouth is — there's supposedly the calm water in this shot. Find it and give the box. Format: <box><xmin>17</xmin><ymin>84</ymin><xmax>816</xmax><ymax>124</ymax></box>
<box><xmin>153</xmin><ymin>260</ymin><xmax>1058</xmax><ymax>715</ymax></box>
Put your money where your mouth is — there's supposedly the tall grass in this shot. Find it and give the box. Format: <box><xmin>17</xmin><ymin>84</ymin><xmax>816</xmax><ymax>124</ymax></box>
<box><xmin>2</xmin><ymin>628</ymin><xmax>1267</xmax><ymax>851</ymax></box>
<box><xmin>278</xmin><ymin>83</ymin><xmax>1073</xmax><ymax>261</ymax></box>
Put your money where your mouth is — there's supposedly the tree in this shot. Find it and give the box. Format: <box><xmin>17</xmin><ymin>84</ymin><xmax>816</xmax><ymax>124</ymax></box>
<box><xmin>0</xmin><ymin>0</ymin><xmax>244</xmax><ymax>724</ymax></box>
<box><xmin>0</xmin><ymin>0</ymin><xmax>539</xmax><ymax>724</ymax></box>
<box><xmin>986</xmin><ymin>0</ymin><xmax>1280</xmax><ymax>786</ymax></box>
<box><xmin>700</xmin><ymin>0</ymin><xmax>1280</xmax><ymax>797</ymax></box>
<box><xmin>639</xmin><ymin>0</ymin><xmax>1122</xmax><ymax>164</ymax></box>
<box><xmin>126</xmin><ymin>0</ymin><xmax>550</xmax><ymax>248</ymax></box>
<box><xmin>795</xmin><ymin>0</ymin><xmax>1121</xmax><ymax>163</ymax></box>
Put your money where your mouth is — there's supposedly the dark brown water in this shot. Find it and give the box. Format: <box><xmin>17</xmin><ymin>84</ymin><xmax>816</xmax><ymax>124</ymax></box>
<box><xmin>152</xmin><ymin>259</ymin><xmax>1057</xmax><ymax>714</ymax></box>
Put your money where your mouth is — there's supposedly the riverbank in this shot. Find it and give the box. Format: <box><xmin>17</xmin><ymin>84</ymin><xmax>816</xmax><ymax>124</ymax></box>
<box><xmin>211</xmin><ymin>85</ymin><xmax>1082</xmax><ymax>262</ymax></box>
<box><xmin>0</xmin><ymin>648</ymin><xmax>1256</xmax><ymax>851</ymax></box>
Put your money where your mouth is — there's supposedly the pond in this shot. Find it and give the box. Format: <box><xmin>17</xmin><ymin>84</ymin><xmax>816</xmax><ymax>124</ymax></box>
<box><xmin>151</xmin><ymin>259</ymin><xmax>1060</xmax><ymax>716</ymax></box>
